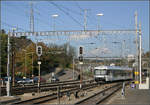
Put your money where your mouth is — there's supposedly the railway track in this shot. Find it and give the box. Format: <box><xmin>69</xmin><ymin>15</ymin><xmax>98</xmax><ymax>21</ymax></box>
<box><xmin>1</xmin><ymin>79</ymin><xmax>82</xmax><ymax>88</ymax></box>
<box><xmin>11</xmin><ymin>82</ymin><xmax>103</xmax><ymax>104</ymax></box>
<box><xmin>1</xmin><ymin>79</ymin><xmax>94</xmax><ymax>95</ymax></box>
<box><xmin>74</xmin><ymin>82</ymin><xmax>125</xmax><ymax>105</ymax></box>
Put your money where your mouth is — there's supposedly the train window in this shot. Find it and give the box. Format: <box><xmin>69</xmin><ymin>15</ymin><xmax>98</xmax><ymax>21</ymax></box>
<box><xmin>94</xmin><ymin>69</ymin><xmax>106</xmax><ymax>75</ymax></box>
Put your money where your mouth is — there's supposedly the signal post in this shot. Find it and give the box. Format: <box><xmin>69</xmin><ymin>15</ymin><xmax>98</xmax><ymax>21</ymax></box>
<box><xmin>36</xmin><ymin>45</ymin><xmax>42</xmax><ymax>93</ymax></box>
<box><xmin>79</xmin><ymin>46</ymin><xmax>83</xmax><ymax>89</ymax></box>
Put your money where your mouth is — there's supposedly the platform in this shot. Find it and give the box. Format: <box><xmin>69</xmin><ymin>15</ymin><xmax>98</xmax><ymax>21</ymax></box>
<box><xmin>105</xmin><ymin>85</ymin><xmax>150</xmax><ymax>104</ymax></box>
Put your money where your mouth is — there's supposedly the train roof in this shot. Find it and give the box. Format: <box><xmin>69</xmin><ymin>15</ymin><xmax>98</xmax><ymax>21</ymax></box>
<box><xmin>94</xmin><ymin>65</ymin><xmax>133</xmax><ymax>71</ymax></box>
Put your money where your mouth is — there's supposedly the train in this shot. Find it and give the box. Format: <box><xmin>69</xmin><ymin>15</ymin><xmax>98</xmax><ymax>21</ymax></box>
<box><xmin>94</xmin><ymin>65</ymin><xmax>133</xmax><ymax>82</ymax></box>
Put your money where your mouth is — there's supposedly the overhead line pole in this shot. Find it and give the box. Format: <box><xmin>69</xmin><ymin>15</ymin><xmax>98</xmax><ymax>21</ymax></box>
<box><xmin>84</xmin><ymin>9</ymin><xmax>87</xmax><ymax>31</ymax></box>
<box><xmin>135</xmin><ymin>11</ymin><xmax>139</xmax><ymax>86</ymax></box>
<box><xmin>12</xmin><ymin>28</ymin><xmax>16</xmax><ymax>86</ymax></box>
<box><xmin>30</xmin><ymin>2</ymin><xmax>34</xmax><ymax>32</ymax></box>
<box><xmin>73</xmin><ymin>56</ymin><xmax>75</xmax><ymax>80</ymax></box>
<box><xmin>7</xmin><ymin>31</ymin><xmax>11</xmax><ymax>96</ymax></box>
<box><xmin>139</xmin><ymin>22</ymin><xmax>142</xmax><ymax>84</ymax></box>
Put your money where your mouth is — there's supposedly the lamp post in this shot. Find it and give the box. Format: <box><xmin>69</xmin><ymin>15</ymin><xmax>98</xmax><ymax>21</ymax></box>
<box><xmin>96</xmin><ymin>13</ymin><xmax>104</xmax><ymax>31</ymax></box>
<box><xmin>52</xmin><ymin>14</ymin><xmax>58</xmax><ymax>31</ymax></box>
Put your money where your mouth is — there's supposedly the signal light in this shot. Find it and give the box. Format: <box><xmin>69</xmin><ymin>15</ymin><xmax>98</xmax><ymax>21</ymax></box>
<box><xmin>79</xmin><ymin>46</ymin><xmax>83</xmax><ymax>55</ymax></box>
<box><xmin>36</xmin><ymin>46</ymin><xmax>42</xmax><ymax>57</ymax></box>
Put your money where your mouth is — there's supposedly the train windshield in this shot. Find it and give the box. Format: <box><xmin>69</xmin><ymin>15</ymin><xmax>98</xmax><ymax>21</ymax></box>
<box><xmin>94</xmin><ymin>69</ymin><xmax>107</xmax><ymax>75</ymax></box>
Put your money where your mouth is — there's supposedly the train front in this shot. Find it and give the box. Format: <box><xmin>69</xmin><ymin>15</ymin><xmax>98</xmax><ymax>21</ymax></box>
<box><xmin>94</xmin><ymin>66</ymin><xmax>107</xmax><ymax>82</ymax></box>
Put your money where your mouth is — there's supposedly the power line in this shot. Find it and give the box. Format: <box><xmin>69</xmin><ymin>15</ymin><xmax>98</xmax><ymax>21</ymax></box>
<box><xmin>60</xmin><ymin>4</ymin><xmax>83</xmax><ymax>16</ymax></box>
<box><xmin>49</xmin><ymin>1</ymin><xmax>83</xmax><ymax>28</ymax></box>
<box><xmin>74</xmin><ymin>1</ymin><xmax>84</xmax><ymax>12</ymax></box>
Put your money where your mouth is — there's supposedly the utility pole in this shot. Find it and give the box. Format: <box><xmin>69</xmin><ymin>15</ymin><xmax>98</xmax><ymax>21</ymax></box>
<box><xmin>139</xmin><ymin>22</ymin><xmax>142</xmax><ymax>84</ymax></box>
<box><xmin>84</xmin><ymin>9</ymin><xmax>87</xmax><ymax>31</ymax></box>
<box><xmin>122</xmin><ymin>40</ymin><xmax>125</xmax><ymax>66</ymax></box>
<box><xmin>122</xmin><ymin>40</ymin><xmax>125</xmax><ymax>58</ymax></box>
<box><xmin>135</xmin><ymin>11</ymin><xmax>139</xmax><ymax>86</ymax></box>
<box><xmin>30</xmin><ymin>2</ymin><xmax>34</xmax><ymax>32</ymax></box>
<box><xmin>32</xmin><ymin>52</ymin><xmax>34</xmax><ymax>78</ymax></box>
<box><xmin>24</xmin><ymin>50</ymin><xmax>27</xmax><ymax>78</ymax></box>
<box><xmin>73</xmin><ymin>56</ymin><xmax>75</xmax><ymax>80</ymax></box>
<box><xmin>7</xmin><ymin>31</ymin><xmax>11</xmax><ymax>96</ymax></box>
<box><xmin>12</xmin><ymin>28</ymin><xmax>16</xmax><ymax>86</ymax></box>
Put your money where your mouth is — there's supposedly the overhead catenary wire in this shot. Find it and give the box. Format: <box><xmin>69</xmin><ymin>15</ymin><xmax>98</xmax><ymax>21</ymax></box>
<box><xmin>49</xmin><ymin>1</ymin><xmax>84</xmax><ymax>28</ymax></box>
<box><xmin>74</xmin><ymin>1</ymin><xmax>131</xmax><ymax>30</ymax></box>
<box><xmin>59</xmin><ymin>3</ymin><xmax>83</xmax><ymax>16</ymax></box>
<box><xmin>74</xmin><ymin>0</ymin><xmax>84</xmax><ymax>12</ymax></box>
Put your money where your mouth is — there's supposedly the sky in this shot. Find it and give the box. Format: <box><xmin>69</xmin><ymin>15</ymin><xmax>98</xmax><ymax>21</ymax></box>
<box><xmin>1</xmin><ymin>0</ymin><xmax>149</xmax><ymax>57</ymax></box>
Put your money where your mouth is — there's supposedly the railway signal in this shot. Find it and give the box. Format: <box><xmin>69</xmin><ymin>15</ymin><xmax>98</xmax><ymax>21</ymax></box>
<box><xmin>79</xmin><ymin>46</ymin><xmax>83</xmax><ymax>55</ymax></box>
<box><xmin>36</xmin><ymin>46</ymin><xmax>42</xmax><ymax>57</ymax></box>
<box><xmin>79</xmin><ymin>46</ymin><xmax>83</xmax><ymax>64</ymax></box>
<box><xmin>78</xmin><ymin>46</ymin><xmax>84</xmax><ymax>89</ymax></box>
<box><xmin>36</xmin><ymin>45</ymin><xmax>42</xmax><ymax>92</ymax></box>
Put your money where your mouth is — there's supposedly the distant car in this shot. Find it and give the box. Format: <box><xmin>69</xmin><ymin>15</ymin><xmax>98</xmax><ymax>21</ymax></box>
<box><xmin>33</xmin><ymin>77</ymin><xmax>38</xmax><ymax>83</ymax></box>
<box><xmin>25</xmin><ymin>78</ymin><xmax>33</xmax><ymax>84</ymax></box>
<box><xmin>17</xmin><ymin>78</ymin><xmax>33</xmax><ymax>84</ymax></box>
<box><xmin>15</xmin><ymin>77</ymin><xmax>23</xmax><ymax>83</ymax></box>
<box><xmin>33</xmin><ymin>77</ymin><xmax>46</xmax><ymax>83</ymax></box>
<box><xmin>17</xmin><ymin>78</ymin><xmax>26</xmax><ymax>84</ymax></box>
<box><xmin>51</xmin><ymin>76</ymin><xmax>59</xmax><ymax>82</ymax></box>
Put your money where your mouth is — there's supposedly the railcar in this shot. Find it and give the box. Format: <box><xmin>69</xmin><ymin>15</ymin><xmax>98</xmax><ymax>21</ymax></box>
<box><xmin>94</xmin><ymin>65</ymin><xmax>133</xmax><ymax>82</ymax></box>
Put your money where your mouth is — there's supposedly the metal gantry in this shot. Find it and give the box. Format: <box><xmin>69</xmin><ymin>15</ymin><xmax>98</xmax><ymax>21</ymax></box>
<box><xmin>10</xmin><ymin>29</ymin><xmax>136</xmax><ymax>37</ymax></box>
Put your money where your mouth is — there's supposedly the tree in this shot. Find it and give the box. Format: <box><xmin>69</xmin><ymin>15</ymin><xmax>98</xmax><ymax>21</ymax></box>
<box><xmin>0</xmin><ymin>31</ymin><xmax>8</xmax><ymax>76</ymax></box>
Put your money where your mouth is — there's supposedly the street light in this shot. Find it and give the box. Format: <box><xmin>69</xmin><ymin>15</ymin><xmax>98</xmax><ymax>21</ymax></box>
<box><xmin>52</xmin><ymin>14</ymin><xmax>59</xmax><ymax>31</ymax></box>
<box><xmin>96</xmin><ymin>13</ymin><xmax>104</xmax><ymax>31</ymax></box>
